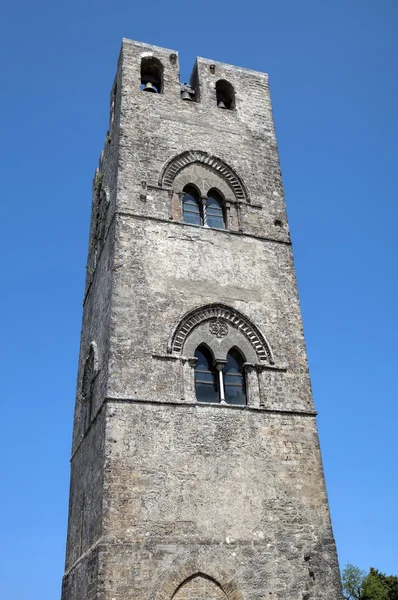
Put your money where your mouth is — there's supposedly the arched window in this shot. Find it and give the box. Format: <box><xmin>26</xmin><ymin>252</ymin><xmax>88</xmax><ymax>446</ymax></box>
<box><xmin>223</xmin><ymin>348</ymin><xmax>246</xmax><ymax>406</ymax></box>
<box><xmin>172</xmin><ymin>574</ymin><xmax>228</xmax><ymax>600</ymax></box>
<box><xmin>183</xmin><ymin>186</ymin><xmax>202</xmax><ymax>225</ymax></box>
<box><xmin>141</xmin><ymin>57</ymin><xmax>163</xmax><ymax>93</ymax></box>
<box><xmin>206</xmin><ymin>190</ymin><xmax>225</xmax><ymax>229</ymax></box>
<box><xmin>216</xmin><ymin>80</ymin><xmax>235</xmax><ymax>110</ymax></box>
<box><xmin>194</xmin><ymin>345</ymin><xmax>219</xmax><ymax>403</ymax></box>
<box><xmin>81</xmin><ymin>344</ymin><xmax>96</xmax><ymax>428</ymax></box>
<box><xmin>194</xmin><ymin>345</ymin><xmax>247</xmax><ymax>406</ymax></box>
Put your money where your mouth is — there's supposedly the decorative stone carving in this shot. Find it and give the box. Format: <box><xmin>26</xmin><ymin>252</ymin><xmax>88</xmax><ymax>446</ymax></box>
<box><xmin>159</xmin><ymin>150</ymin><xmax>249</xmax><ymax>203</ymax></box>
<box><xmin>209</xmin><ymin>320</ymin><xmax>228</xmax><ymax>338</ymax></box>
<box><xmin>168</xmin><ymin>303</ymin><xmax>274</xmax><ymax>363</ymax></box>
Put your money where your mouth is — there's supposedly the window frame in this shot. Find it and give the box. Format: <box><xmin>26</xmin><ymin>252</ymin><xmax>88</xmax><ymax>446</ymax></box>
<box><xmin>182</xmin><ymin>185</ymin><xmax>203</xmax><ymax>226</ymax></box>
<box><xmin>194</xmin><ymin>345</ymin><xmax>247</xmax><ymax>406</ymax></box>
<box><xmin>205</xmin><ymin>189</ymin><xmax>225</xmax><ymax>230</ymax></box>
<box><xmin>223</xmin><ymin>348</ymin><xmax>247</xmax><ymax>406</ymax></box>
<box><xmin>194</xmin><ymin>345</ymin><xmax>219</xmax><ymax>404</ymax></box>
<box><xmin>181</xmin><ymin>186</ymin><xmax>227</xmax><ymax>230</ymax></box>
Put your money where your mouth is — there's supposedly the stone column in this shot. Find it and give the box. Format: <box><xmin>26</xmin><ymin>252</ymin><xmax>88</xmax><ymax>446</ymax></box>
<box><xmin>224</xmin><ymin>201</ymin><xmax>231</xmax><ymax>229</ymax></box>
<box><xmin>244</xmin><ymin>363</ymin><xmax>261</xmax><ymax>408</ymax></box>
<box><xmin>201</xmin><ymin>196</ymin><xmax>208</xmax><ymax>226</ymax></box>
<box><xmin>182</xmin><ymin>357</ymin><xmax>197</xmax><ymax>403</ymax></box>
<box><xmin>213</xmin><ymin>359</ymin><xmax>227</xmax><ymax>404</ymax></box>
<box><xmin>236</xmin><ymin>202</ymin><xmax>243</xmax><ymax>232</ymax></box>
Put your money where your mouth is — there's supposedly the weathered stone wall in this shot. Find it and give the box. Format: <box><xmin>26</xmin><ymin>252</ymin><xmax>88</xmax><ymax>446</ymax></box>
<box><xmin>63</xmin><ymin>61</ymin><xmax>121</xmax><ymax>591</ymax></box>
<box><xmin>109</xmin><ymin>217</ymin><xmax>311</xmax><ymax>413</ymax></box>
<box><xmin>98</xmin><ymin>402</ymin><xmax>342</xmax><ymax>599</ymax></box>
<box><xmin>117</xmin><ymin>40</ymin><xmax>289</xmax><ymax>241</ymax></box>
<box><xmin>62</xmin><ymin>410</ymin><xmax>105</xmax><ymax>598</ymax></box>
<box><xmin>62</xmin><ymin>39</ymin><xmax>343</xmax><ymax>600</ymax></box>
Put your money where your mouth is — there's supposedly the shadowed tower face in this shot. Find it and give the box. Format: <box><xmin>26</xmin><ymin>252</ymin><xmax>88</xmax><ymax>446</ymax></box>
<box><xmin>61</xmin><ymin>39</ymin><xmax>343</xmax><ymax>600</ymax></box>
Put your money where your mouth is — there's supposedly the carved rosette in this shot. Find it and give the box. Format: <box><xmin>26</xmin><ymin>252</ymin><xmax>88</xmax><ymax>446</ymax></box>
<box><xmin>209</xmin><ymin>320</ymin><xmax>228</xmax><ymax>338</ymax></box>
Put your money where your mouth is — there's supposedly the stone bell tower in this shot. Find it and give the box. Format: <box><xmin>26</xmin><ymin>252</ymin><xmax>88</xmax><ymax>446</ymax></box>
<box><xmin>61</xmin><ymin>39</ymin><xmax>343</xmax><ymax>600</ymax></box>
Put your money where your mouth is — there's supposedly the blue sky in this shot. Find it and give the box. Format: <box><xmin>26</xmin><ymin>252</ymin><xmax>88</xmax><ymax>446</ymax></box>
<box><xmin>0</xmin><ymin>1</ymin><xmax>397</xmax><ymax>598</ymax></box>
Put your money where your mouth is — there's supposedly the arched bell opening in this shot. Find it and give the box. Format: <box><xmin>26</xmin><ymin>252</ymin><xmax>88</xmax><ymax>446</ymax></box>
<box><xmin>216</xmin><ymin>79</ymin><xmax>235</xmax><ymax>110</ymax></box>
<box><xmin>141</xmin><ymin>57</ymin><xmax>164</xmax><ymax>93</ymax></box>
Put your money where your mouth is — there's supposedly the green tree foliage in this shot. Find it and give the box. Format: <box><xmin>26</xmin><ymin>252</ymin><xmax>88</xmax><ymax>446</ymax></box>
<box><xmin>363</xmin><ymin>570</ymin><xmax>390</xmax><ymax>600</ymax></box>
<box><xmin>366</xmin><ymin>569</ymin><xmax>398</xmax><ymax>600</ymax></box>
<box><xmin>342</xmin><ymin>563</ymin><xmax>366</xmax><ymax>599</ymax></box>
<box><xmin>342</xmin><ymin>564</ymin><xmax>398</xmax><ymax>600</ymax></box>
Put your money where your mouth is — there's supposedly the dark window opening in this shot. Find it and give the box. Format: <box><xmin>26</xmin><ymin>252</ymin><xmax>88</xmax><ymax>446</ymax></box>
<box><xmin>81</xmin><ymin>345</ymin><xmax>96</xmax><ymax>428</ymax></box>
<box><xmin>224</xmin><ymin>348</ymin><xmax>246</xmax><ymax>405</ymax></box>
<box><xmin>183</xmin><ymin>186</ymin><xmax>202</xmax><ymax>225</ymax></box>
<box><xmin>195</xmin><ymin>345</ymin><xmax>219</xmax><ymax>403</ymax></box>
<box><xmin>141</xmin><ymin>57</ymin><xmax>163</xmax><ymax>94</ymax></box>
<box><xmin>216</xmin><ymin>79</ymin><xmax>235</xmax><ymax>110</ymax></box>
<box><xmin>206</xmin><ymin>190</ymin><xmax>225</xmax><ymax>229</ymax></box>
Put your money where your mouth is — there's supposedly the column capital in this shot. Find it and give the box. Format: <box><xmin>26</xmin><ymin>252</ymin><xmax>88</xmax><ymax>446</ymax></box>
<box><xmin>213</xmin><ymin>359</ymin><xmax>227</xmax><ymax>371</ymax></box>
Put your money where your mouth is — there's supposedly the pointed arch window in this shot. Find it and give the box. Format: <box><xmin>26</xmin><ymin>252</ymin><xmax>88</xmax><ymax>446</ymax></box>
<box><xmin>194</xmin><ymin>345</ymin><xmax>219</xmax><ymax>403</ymax></box>
<box><xmin>194</xmin><ymin>345</ymin><xmax>247</xmax><ymax>406</ymax></box>
<box><xmin>172</xmin><ymin>574</ymin><xmax>228</xmax><ymax>600</ymax></box>
<box><xmin>206</xmin><ymin>190</ymin><xmax>225</xmax><ymax>229</ymax></box>
<box><xmin>81</xmin><ymin>344</ymin><xmax>97</xmax><ymax>429</ymax></box>
<box><xmin>224</xmin><ymin>348</ymin><xmax>246</xmax><ymax>405</ymax></box>
<box><xmin>183</xmin><ymin>186</ymin><xmax>202</xmax><ymax>225</ymax></box>
<box><xmin>182</xmin><ymin>187</ymin><xmax>226</xmax><ymax>229</ymax></box>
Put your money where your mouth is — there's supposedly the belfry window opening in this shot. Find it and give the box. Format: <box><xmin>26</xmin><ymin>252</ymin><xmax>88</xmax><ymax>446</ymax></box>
<box><xmin>194</xmin><ymin>345</ymin><xmax>246</xmax><ymax>406</ymax></box>
<box><xmin>182</xmin><ymin>186</ymin><xmax>226</xmax><ymax>229</ymax></box>
<box><xmin>141</xmin><ymin>57</ymin><xmax>163</xmax><ymax>93</ymax></box>
<box><xmin>216</xmin><ymin>79</ymin><xmax>235</xmax><ymax>110</ymax></box>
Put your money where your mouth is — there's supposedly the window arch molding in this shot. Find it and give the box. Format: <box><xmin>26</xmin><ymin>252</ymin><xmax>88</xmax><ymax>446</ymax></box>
<box><xmin>159</xmin><ymin>150</ymin><xmax>249</xmax><ymax>203</ymax></box>
<box><xmin>174</xmin><ymin>163</ymin><xmax>233</xmax><ymax>204</ymax></box>
<box><xmin>150</xmin><ymin>560</ymin><xmax>245</xmax><ymax>600</ymax></box>
<box><xmin>172</xmin><ymin>574</ymin><xmax>227</xmax><ymax>600</ymax></box>
<box><xmin>185</xmin><ymin>321</ymin><xmax>256</xmax><ymax>365</ymax></box>
<box><xmin>167</xmin><ymin>303</ymin><xmax>274</xmax><ymax>364</ymax></box>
